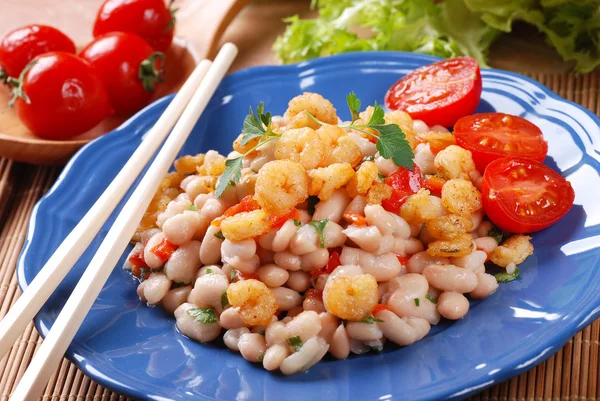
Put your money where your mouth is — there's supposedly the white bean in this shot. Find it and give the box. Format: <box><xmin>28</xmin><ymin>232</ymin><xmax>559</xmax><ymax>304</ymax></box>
<box><xmin>476</xmin><ymin>220</ymin><xmax>493</xmax><ymax>237</ymax></box>
<box><xmin>343</xmin><ymin>225</ymin><xmax>381</xmax><ymax>252</ymax></box>
<box><xmin>136</xmin><ymin>281</ymin><xmax>147</xmax><ymax>302</ymax></box>
<box><xmin>197</xmin><ymin>265</ymin><xmax>226</xmax><ymax>278</ymax></box>
<box><xmin>387</xmin><ymin>274</ymin><xmax>440</xmax><ymax>325</ymax></box>
<box><xmin>257</xmin><ymin>264</ymin><xmax>289</xmax><ymax>288</ymax></box>
<box><xmin>470</xmin><ymin>170</ymin><xmax>483</xmax><ymax>190</ymax></box>
<box><xmin>317</xmin><ymin>312</ymin><xmax>338</xmax><ymax>342</ymax></box>
<box><xmin>346</xmin><ymin>321</ymin><xmax>383</xmax><ymax>341</ymax></box>
<box><xmin>141</xmin><ymin>229</ymin><xmax>161</xmax><ymax>246</ymax></box>
<box><xmin>431</xmin><ymin>125</ymin><xmax>449</xmax><ymax>132</ymax></box>
<box><xmin>257</xmin><ymin>247</ymin><xmax>275</xmax><ymax>264</ymax></box>
<box><xmin>340</xmin><ymin>246</ymin><xmax>359</xmax><ymax>266</ymax></box>
<box><xmin>364</xmin><ymin>204</ymin><xmax>397</xmax><ymax>235</ymax></box>
<box><xmin>344</xmin><ymin>195</ymin><xmax>367</xmax><ymax>216</ymax></box>
<box><xmin>164</xmin><ymin>241</ymin><xmax>202</xmax><ymax>284</ymax></box>
<box><xmin>223</xmin><ymin>327</ymin><xmax>250</xmax><ymax>351</ymax></box>
<box><xmin>221</xmin><ymin>238</ymin><xmax>257</xmax><ymax>261</ymax></box>
<box><xmin>144</xmin><ymin>232</ymin><xmax>167</xmax><ymax>270</ymax></box>
<box><xmin>375</xmin><ymin>155</ymin><xmax>400</xmax><ymax>176</ymax></box>
<box><xmin>471</xmin><ymin>210</ymin><xmax>483</xmax><ymax>232</ymax></box>
<box><xmin>199</xmin><ymin>198</ymin><xmax>228</xmax><ymax>223</ymax></box>
<box><xmin>142</xmin><ymin>273</ymin><xmax>171</xmax><ymax>304</ymax></box>
<box><xmin>419</xmin><ymin>228</ymin><xmax>436</xmax><ymax>246</ymax></box>
<box><xmin>375</xmin><ymin>235</ymin><xmax>395</xmax><ymax>255</ymax></box>
<box><xmin>162</xmin><ymin>286</ymin><xmax>192</xmax><ymax>315</ymax></box>
<box><xmin>392</xmin><ymin>237</ymin><xmax>406</xmax><ymax>255</ymax></box>
<box><xmin>328</xmin><ymin>264</ymin><xmax>363</xmax><ymax>280</ymax></box>
<box><xmin>263</xmin><ymin>344</ymin><xmax>290</xmax><ymax>371</ymax></box>
<box><xmin>184</xmin><ymin>176</ymin><xmax>210</xmax><ymax>200</ymax></box>
<box><xmin>280</xmin><ymin>337</ymin><xmax>329</xmax><ymax>375</ymax></box>
<box><xmin>286</xmin><ymin>311</ymin><xmax>322</xmax><ymax>342</ymax></box>
<box><xmin>437</xmin><ymin>292</ymin><xmax>470</xmax><ymax>320</ymax></box>
<box><xmin>323</xmin><ymin>222</ymin><xmax>346</xmax><ymax>248</ymax></box>
<box><xmin>429</xmin><ymin>196</ymin><xmax>447</xmax><ymax>218</ymax></box>
<box><xmin>376</xmin><ymin>310</ymin><xmax>430</xmax><ymax>346</ymax></box>
<box><xmin>274</xmin><ymin>251</ymin><xmax>302</xmax><ymax>271</ymax></box>
<box><xmin>392</xmin><ymin>215</ymin><xmax>411</xmax><ymax>239</ymax></box>
<box><xmin>265</xmin><ymin>321</ymin><xmax>289</xmax><ymax>346</ymax></box>
<box><xmin>407</xmin><ymin>251</ymin><xmax>449</xmax><ymax>274</ymax></box>
<box><xmin>358</xmin><ymin>252</ymin><xmax>402</xmax><ymax>282</ymax></box>
<box><xmin>157</xmin><ymin>198</ymin><xmax>192</xmax><ymax>228</ymax></box>
<box><xmin>314</xmin><ymin>274</ymin><xmax>328</xmax><ymax>292</ymax></box>
<box><xmin>199</xmin><ymin>225</ymin><xmax>223</xmax><ymax>265</ymax></box>
<box><xmin>412</xmin><ymin>120</ymin><xmax>429</xmax><ymax>134</ymax></box>
<box><xmin>404</xmin><ymin>238</ymin><xmax>425</xmax><ymax>255</ymax></box>
<box><xmin>286</xmin><ymin>271</ymin><xmax>312</xmax><ymax>293</ymax></box>
<box><xmin>286</xmin><ymin>306</ymin><xmax>304</xmax><ymax>319</ymax></box>
<box><xmin>298</xmin><ymin>209</ymin><xmax>311</xmax><ymax>224</ymax></box>
<box><xmin>349</xmin><ymin>132</ymin><xmax>377</xmax><ymax>156</ymax></box>
<box><xmin>226</xmin><ymin>254</ymin><xmax>260</xmax><ymax>274</ymax></box>
<box><xmin>451</xmin><ymin>250</ymin><xmax>487</xmax><ymax>273</ymax></box>
<box><xmin>272</xmin><ymin>220</ymin><xmax>299</xmax><ymax>252</ymax></box>
<box><xmin>193</xmin><ymin>193</ymin><xmax>211</xmax><ymax>211</ymax></box>
<box><xmin>303</xmin><ymin>296</ymin><xmax>326</xmax><ymax>313</ymax></box>
<box><xmin>414</xmin><ymin>143</ymin><xmax>436</xmax><ymax>175</ymax></box>
<box><xmin>162</xmin><ymin>210</ymin><xmax>201</xmax><ymax>245</ymax></box>
<box><xmin>301</xmin><ymin>248</ymin><xmax>329</xmax><ymax>272</ymax></box>
<box><xmin>313</xmin><ymin>189</ymin><xmax>351</xmax><ymax>223</ymax></box>
<box><xmin>258</xmin><ymin>229</ymin><xmax>277</xmax><ymax>251</ymax></box>
<box><xmin>174</xmin><ymin>303</ymin><xmax>221</xmax><ymax>343</ymax></box>
<box><xmin>474</xmin><ymin>236</ymin><xmax>498</xmax><ymax>255</ymax></box>
<box><xmin>238</xmin><ymin>333</ymin><xmax>267</xmax><ymax>363</ymax></box>
<box><xmin>220</xmin><ymin>307</ymin><xmax>246</xmax><ymax>330</ymax></box>
<box><xmin>272</xmin><ymin>287</ymin><xmax>302</xmax><ymax>311</ymax></box>
<box><xmin>329</xmin><ymin>324</ymin><xmax>350</xmax><ymax>359</ymax></box>
<box><xmin>290</xmin><ymin>224</ymin><xmax>319</xmax><ymax>255</ymax></box>
<box><xmin>423</xmin><ymin>264</ymin><xmax>478</xmax><ymax>293</ymax></box>
<box><xmin>349</xmin><ymin>339</ymin><xmax>371</xmax><ymax>355</ymax></box>
<box><xmin>469</xmin><ymin>273</ymin><xmax>499</xmax><ymax>299</ymax></box>
<box><xmin>188</xmin><ymin>274</ymin><xmax>229</xmax><ymax>312</ymax></box>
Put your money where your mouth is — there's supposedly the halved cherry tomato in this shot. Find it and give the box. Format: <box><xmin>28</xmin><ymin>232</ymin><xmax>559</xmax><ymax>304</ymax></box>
<box><xmin>212</xmin><ymin>195</ymin><xmax>260</xmax><ymax>226</ymax></box>
<box><xmin>454</xmin><ymin>113</ymin><xmax>548</xmax><ymax>171</ymax></box>
<box><xmin>385</xmin><ymin>57</ymin><xmax>482</xmax><ymax>127</ymax></box>
<box><xmin>93</xmin><ymin>0</ymin><xmax>175</xmax><ymax>53</ymax></box>
<box><xmin>372</xmin><ymin>304</ymin><xmax>391</xmax><ymax>314</ymax></box>
<box><xmin>422</xmin><ymin>175</ymin><xmax>446</xmax><ymax>197</ymax></box>
<box><xmin>10</xmin><ymin>52</ymin><xmax>113</xmax><ymax>140</ymax></box>
<box><xmin>80</xmin><ymin>32</ymin><xmax>165</xmax><ymax>116</ymax></box>
<box><xmin>481</xmin><ymin>158</ymin><xmax>574</xmax><ymax>233</ymax></box>
<box><xmin>149</xmin><ymin>237</ymin><xmax>178</xmax><ymax>261</ymax></box>
<box><xmin>269</xmin><ymin>208</ymin><xmax>301</xmax><ymax>228</ymax></box>
<box><xmin>381</xmin><ymin>165</ymin><xmax>422</xmax><ymax>214</ymax></box>
<box><xmin>0</xmin><ymin>25</ymin><xmax>75</xmax><ymax>79</ymax></box>
<box><xmin>343</xmin><ymin>212</ymin><xmax>368</xmax><ymax>227</ymax></box>
<box><xmin>311</xmin><ymin>250</ymin><xmax>342</xmax><ymax>277</ymax></box>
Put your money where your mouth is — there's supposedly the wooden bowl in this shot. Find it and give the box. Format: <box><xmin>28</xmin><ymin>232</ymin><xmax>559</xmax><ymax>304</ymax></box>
<box><xmin>0</xmin><ymin>0</ymin><xmax>249</xmax><ymax>164</ymax></box>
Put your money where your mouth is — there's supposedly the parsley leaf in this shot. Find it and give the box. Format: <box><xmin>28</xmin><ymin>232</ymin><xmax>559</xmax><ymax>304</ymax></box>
<box><xmin>205</xmin><ymin>268</ymin><xmax>214</xmax><ymax>274</ymax></box>
<box><xmin>361</xmin><ymin>315</ymin><xmax>384</xmax><ymax>324</ymax></box>
<box><xmin>488</xmin><ymin>225</ymin><xmax>503</xmax><ymax>244</ymax></box>
<box><xmin>414</xmin><ymin>298</ymin><xmax>420</xmax><ymax>307</ymax></box>
<box><xmin>257</xmin><ymin>354</ymin><xmax>264</xmax><ymax>362</ymax></box>
<box><xmin>307</xmin><ymin>195</ymin><xmax>319</xmax><ymax>215</ymax></box>
<box><xmin>242</xmin><ymin>102</ymin><xmax>270</xmax><ymax>144</ymax></box>
<box><xmin>425</xmin><ymin>294</ymin><xmax>437</xmax><ymax>304</ymax></box>
<box><xmin>189</xmin><ymin>204</ymin><xmax>197</xmax><ymax>211</ymax></box>
<box><xmin>287</xmin><ymin>335</ymin><xmax>303</xmax><ymax>352</ymax></box>
<box><xmin>215</xmin><ymin>157</ymin><xmax>243</xmax><ymax>198</ymax></box>
<box><xmin>293</xmin><ymin>219</ymin><xmax>302</xmax><ymax>227</ymax></box>
<box><xmin>377</xmin><ymin>173</ymin><xmax>386</xmax><ymax>182</ymax></box>
<box><xmin>221</xmin><ymin>292</ymin><xmax>229</xmax><ymax>308</ymax></box>
<box><xmin>214</xmin><ymin>231</ymin><xmax>225</xmax><ymax>240</ymax></box>
<box><xmin>495</xmin><ymin>267</ymin><xmax>520</xmax><ymax>283</ymax></box>
<box><xmin>346</xmin><ymin>91</ymin><xmax>361</xmax><ymax>122</ymax></box>
<box><xmin>308</xmin><ymin>218</ymin><xmax>328</xmax><ymax>248</ymax></box>
<box><xmin>375</xmin><ymin>124</ymin><xmax>414</xmax><ymax>169</ymax></box>
<box><xmin>187</xmin><ymin>307</ymin><xmax>218</xmax><ymax>324</ymax></box>
<box><xmin>230</xmin><ymin>269</ymin><xmax>237</xmax><ymax>282</ymax></box>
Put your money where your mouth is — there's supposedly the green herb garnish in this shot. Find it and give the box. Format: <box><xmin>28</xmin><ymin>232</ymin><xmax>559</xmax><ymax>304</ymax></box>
<box><xmin>293</xmin><ymin>219</ymin><xmax>302</xmax><ymax>227</ymax></box>
<box><xmin>495</xmin><ymin>267</ymin><xmax>520</xmax><ymax>283</ymax></box>
<box><xmin>361</xmin><ymin>155</ymin><xmax>375</xmax><ymax>163</ymax></box>
<box><xmin>414</xmin><ymin>298</ymin><xmax>420</xmax><ymax>307</ymax></box>
<box><xmin>189</xmin><ymin>204</ymin><xmax>197</xmax><ymax>211</ymax></box>
<box><xmin>488</xmin><ymin>225</ymin><xmax>503</xmax><ymax>244</ymax></box>
<box><xmin>346</xmin><ymin>91</ymin><xmax>361</xmax><ymax>122</ymax></box>
<box><xmin>425</xmin><ymin>294</ymin><xmax>437</xmax><ymax>304</ymax></box>
<box><xmin>221</xmin><ymin>292</ymin><xmax>229</xmax><ymax>308</ymax></box>
<box><xmin>378</xmin><ymin>173</ymin><xmax>386</xmax><ymax>182</ymax></box>
<box><xmin>287</xmin><ymin>335</ymin><xmax>303</xmax><ymax>352</ymax></box>
<box><xmin>187</xmin><ymin>307</ymin><xmax>218</xmax><ymax>324</ymax></box>
<box><xmin>308</xmin><ymin>218</ymin><xmax>328</xmax><ymax>248</ymax></box>
<box><xmin>230</xmin><ymin>269</ymin><xmax>237</xmax><ymax>282</ymax></box>
<box><xmin>257</xmin><ymin>355</ymin><xmax>264</xmax><ymax>362</ymax></box>
<box><xmin>205</xmin><ymin>268</ymin><xmax>214</xmax><ymax>274</ymax></box>
<box><xmin>361</xmin><ymin>315</ymin><xmax>384</xmax><ymax>324</ymax></box>
<box><xmin>214</xmin><ymin>231</ymin><xmax>225</xmax><ymax>240</ymax></box>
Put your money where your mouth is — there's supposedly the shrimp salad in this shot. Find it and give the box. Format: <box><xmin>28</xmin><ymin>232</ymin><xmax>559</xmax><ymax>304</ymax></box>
<box><xmin>124</xmin><ymin>73</ymin><xmax>573</xmax><ymax>375</ymax></box>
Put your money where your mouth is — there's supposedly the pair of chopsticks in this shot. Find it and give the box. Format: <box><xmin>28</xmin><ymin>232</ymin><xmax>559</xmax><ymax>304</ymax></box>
<box><xmin>0</xmin><ymin>43</ymin><xmax>238</xmax><ymax>400</ymax></box>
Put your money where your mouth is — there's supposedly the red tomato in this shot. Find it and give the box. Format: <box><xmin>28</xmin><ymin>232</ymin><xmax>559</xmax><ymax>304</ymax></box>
<box><xmin>372</xmin><ymin>304</ymin><xmax>391</xmax><ymax>314</ymax></box>
<box><xmin>213</xmin><ymin>195</ymin><xmax>260</xmax><ymax>226</ymax></box>
<box><xmin>80</xmin><ymin>32</ymin><xmax>165</xmax><ymax>116</ymax></box>
<box><xmin>454</xmin><ymin>113</ymin><xmax>548</xmax><ymax>171</ymax></box>
<box><xmin>10</xmin><ymin>52</ymin><xmax>113</xmax><ymax>140</ymax></box>
<box><xmin>0</xmin><ymin>25</ymin><xmax>75</xmax><ymax>78</ymax></box>
<box><xmin>150</xmin><ymin>237</ymin><xmax>178</xmax><ymax>261</ymax></box>
<box><xmin>310</xmin><ymin>251</ymin><xmax>341</xmax><ymax>277</ymax></box>
<box><xmin>381</xmin><ymin>165</ymin><xmax>422</xmax><ymax>213</ymax></box>
<box><xmin>269</xmin><ymin>208</ymin><xmax>301</xmax><ymax>228</ymax></box>
<box><xmin>422</xmin><ymin>175</ymin><xmax>446</xmax><ymax>197</ymax></box>
<box><xmin>385</xmin><ymin>57</ymin><xmax>482</xmax><ymax>127</ymax></box>
<box><xmin>93</xmin><ymin>0</ymin><xmax>175</xmax><ymax>53</ymax></box>
<box><xmin>481</xmin><ymin>158</ymin><xmax>574</xmax><ymax>233</ymax></box>
<box><xmin>342</xmin><ymin>212</ymin><xmax>368</xmax><ymax>227</ymax></box>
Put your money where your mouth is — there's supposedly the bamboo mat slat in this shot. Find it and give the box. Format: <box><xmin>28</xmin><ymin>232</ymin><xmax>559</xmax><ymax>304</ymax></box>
<box><xmin>0</xmin><ymin>73</ymin><xmax>598</xmax><ymax>401</ymax></box>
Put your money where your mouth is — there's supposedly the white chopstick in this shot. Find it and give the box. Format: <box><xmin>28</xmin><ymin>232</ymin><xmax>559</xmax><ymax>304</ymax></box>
<box><xmin>9</xmin><ymin>43</ymin><xmax>238</xmax><ymax>401</ymax></box>
<box><xmin>0</xmin><ymin>59</ymin><xmax>212</xmax><ymax>361</ymax></box>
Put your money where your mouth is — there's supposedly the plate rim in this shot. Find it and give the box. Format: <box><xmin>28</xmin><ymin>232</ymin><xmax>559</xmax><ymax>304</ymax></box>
<box><xmin>17</xmin><ymin>50</ymin><xmax>600</xmax><ymax>401</ymax></box>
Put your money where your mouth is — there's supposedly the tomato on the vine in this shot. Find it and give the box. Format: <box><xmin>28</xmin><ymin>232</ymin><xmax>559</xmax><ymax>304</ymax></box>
<box><xmin>10</xmin><ymin>52</ymin><xmax>113</xmax><ymax>140</ymax></box>
<box><xmin>0</xmin><ymin>24</ymin><xmax>75</xmax><ymax>79</ymax></box>
<box><xmin>93</xmin><ymin>0</ymin><xmax>175</xmax><ymax>53</ymax></box>
<box><xmin>385</xmin><ymin>57</ymin><xmax>482</xmax><ymax>128</ymax></box>
<box><xmin>454</xmin><ymin>113</ymin><xmax>548</xmax><ymax>171</ymax></box>
<box><xmin>481</xmin><ymin>158</ymin><xmax>574</xmax><ymax>233</ymax></box>
<box><xmin>80</xmin><ymin>32</ymin><xmax>165</xmax><ymax>116</ymax></box>
<box><xmin>381</xmin><ymin>165</ymin><xmax>422</xmax><ymax>213</ymax></box>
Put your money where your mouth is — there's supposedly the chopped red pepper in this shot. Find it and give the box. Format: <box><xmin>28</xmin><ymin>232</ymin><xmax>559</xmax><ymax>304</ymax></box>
<box><xmin>305</xmin><ymin>288</ymin><xmax>323</xmax><ymax>300</ymax></box>
<box><xmin>397</xmin><ymin>256</ymin><xmax>410</xmax><ymax>266</ymax></box>
<box><xmin>149</xmin><ymin>237</ymin><xmax>178</xmax><ymax>261</ymax></box>
<box><xmin>212</xmin><ymin>195</ymin><xmax>261</xmax><ymax>226</ymax></box>
<box><xmin>372</xmin><ymin>303</ymin><xmax>391</xmax><ymax>314</ymax></box>
<box><xmin>343</xmin><ymin>212</ymin><xmax>368</xmax><ymax>227</ymax></box>
<box><xmin>311</xmin><ymin>250</ymin><xmax>342</xmax><ymax>277</ymax></box>
<box><xmin>423</xmin><ymin>175</ymin><xmax>446</xmax><ymax>197</ymax></box>
<box><xmin>234</xmin><ymin>271</ymin><xmax>260</xmax><ymax>282</ymax></box>
<box><xmin>381</xmin><ymin>165</ymin><xmax>422</xmax><ymax>213</ymax></box>
<box><xmin>269</xmin><ymin>208</ymin><xmax>301</xmax><ymax>228</ymax></box>
<box><xmin>128</xmin><ymin>250</ymin><xmax>146</xmax><ymax>269</ymax></box>
<box><xmin>131</xmin><ymin>265</ymin><xmax>151</xmax><ymax>280</ymax></box>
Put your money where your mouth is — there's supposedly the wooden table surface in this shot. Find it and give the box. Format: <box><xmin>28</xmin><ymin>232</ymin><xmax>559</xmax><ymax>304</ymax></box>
<box><xmin>0</xmin><ymin>1</ymin><xmax>598</xmax><ymax>401</ymax></box>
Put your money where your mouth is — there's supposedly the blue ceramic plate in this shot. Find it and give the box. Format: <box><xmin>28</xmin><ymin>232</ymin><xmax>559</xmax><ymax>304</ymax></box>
<box><xmin>18</xmin><ymin>52</ymin><xmax>600</xmax><ymax>401</ymax></box>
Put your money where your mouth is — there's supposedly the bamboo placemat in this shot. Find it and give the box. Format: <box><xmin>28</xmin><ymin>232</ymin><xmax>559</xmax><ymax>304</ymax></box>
<box><xmin>0</xmin><ymin>72</ymin><xmax>598</xmax><ymax>401</ymax></box>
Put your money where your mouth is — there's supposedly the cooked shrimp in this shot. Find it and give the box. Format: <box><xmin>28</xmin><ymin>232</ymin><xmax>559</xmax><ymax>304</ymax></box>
<box><xmin>490</xmin><ymin>235</ymin><xmax>534</xmax><ymax>267</ymax></box>
<box><xmin>285</xmin><ymin>92</ymin><xmax>338</xmax><ymax>130</ymax></box>
<box><xmin>274</xmin><ymin>128</ymin><xmax>326</xmax><ymax>170</ymax></box>
<box><xmin>227</xmin><ymin>279</ymin><xmax>279</xmax><ymax>326</ymax></box>
<box><xmin>346</xmin><ymin>161</ymin><xmax>378</xmax><ymax>197</ymax></box>
<box><xmin>308</xmin><ymin>163</ymin><xmax>355</xmax><ymax>201</ymax></box>
<box><xmin>441</xmin><ymin>179</ymin><xmax>482</xmax><ymax>216</ymax></box>
<box><xmin>323</xmin><ymin>274</ymin><xmax>378</xmax><ymax>321</ymax></box>
<box><xmin>254</xmin><ymin>160</ymin><xmax>309</xmax><ymax>215</ymax></box>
